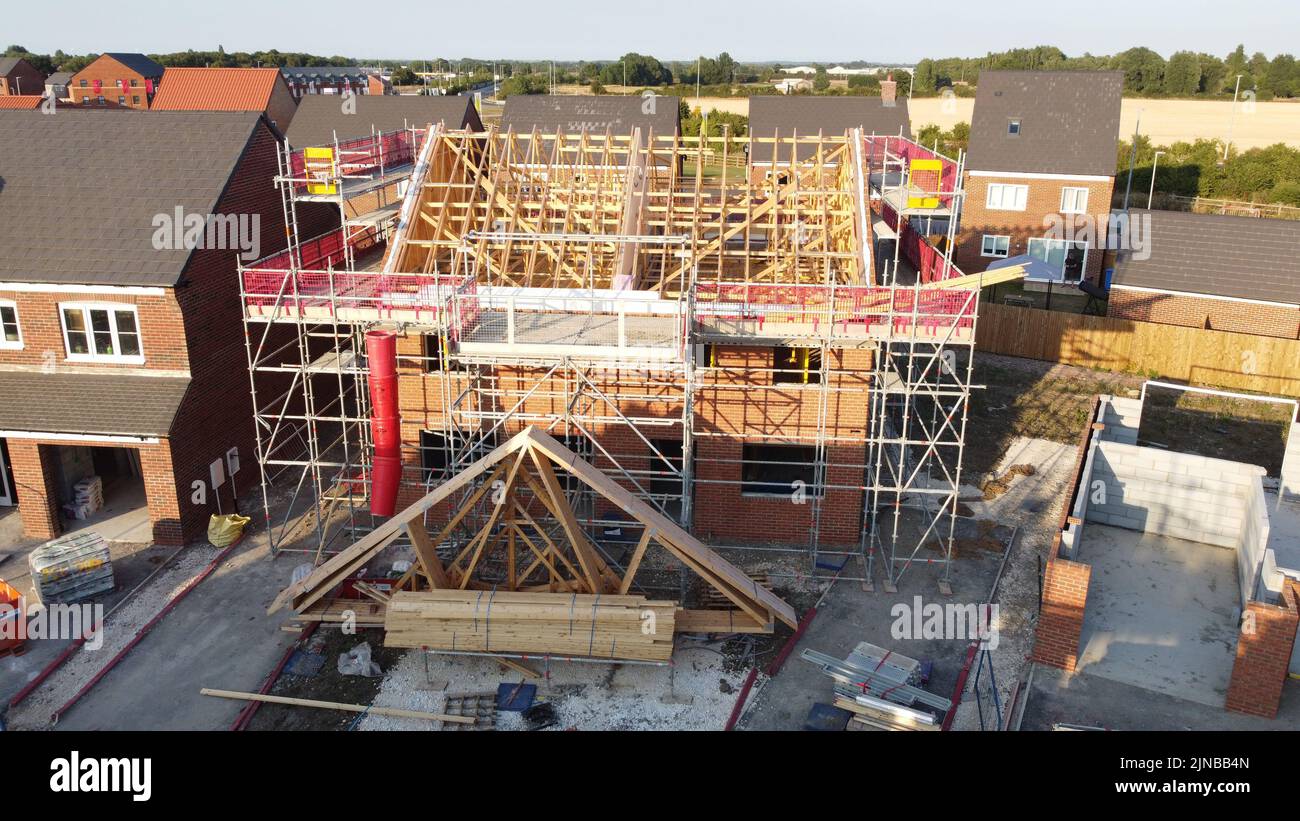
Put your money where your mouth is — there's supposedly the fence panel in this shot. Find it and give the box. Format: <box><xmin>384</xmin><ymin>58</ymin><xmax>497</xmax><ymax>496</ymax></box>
<box><xmin>976</xmin><ymin>303</ymin><xmax>1300</xmax><ymax>396</ymax></box>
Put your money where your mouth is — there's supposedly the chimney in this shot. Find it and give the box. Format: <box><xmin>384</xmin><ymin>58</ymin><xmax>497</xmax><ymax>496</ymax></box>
<box><xmin>881</xmin><ymin>73</ymin><xmax>897</xmax><ymax>107</ymax></box>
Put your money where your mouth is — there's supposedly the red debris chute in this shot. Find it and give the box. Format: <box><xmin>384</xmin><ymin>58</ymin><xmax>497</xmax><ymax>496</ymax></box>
<box><xmin>365</xmin><ymin>330</ymin><xmax>401</xmax><ymax>517</ymax></box>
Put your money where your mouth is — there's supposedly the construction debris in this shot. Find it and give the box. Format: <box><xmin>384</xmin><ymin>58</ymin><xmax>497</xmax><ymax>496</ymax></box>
<box><xmin>802</xmin><ymin>642</ymin><xmax>951</xmax><ymax>731</ymax></box>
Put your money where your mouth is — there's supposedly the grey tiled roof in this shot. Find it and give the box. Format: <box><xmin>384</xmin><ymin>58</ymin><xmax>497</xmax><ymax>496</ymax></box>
<box><xmin>1111</xmin><ymin>209</ymin><xmax>1300</xmax><ymax>305</ymax></box>
<box><xmin>500</xmin><ymin>94</ymin><xmax>680</xmax><ymax>138</ymax></box>
<box><xmin>285</xmin><ymin>94</ymin><xmax>482</xmax><ymax>148</ymax></box>
<box><xmin>0</xmin><ymin>57</ymin><xmax>34</xmax><ymax>76</ymax></box>
<box><xmin>46</xmin><ymin>71</ymin><xmax>73</xmax><ymax>85</ymax></box>
<box><xmin>748</xmin><ymin>95</ymin><xmax>910</xmax><ymax>162</ymax></box>
<box><xmin>0</xmin><ymin>110</ymin><xmax>263</xmax><ymax>287</ymax></box>
<box><xmin>0</xmin><ymin>371</ymin><xmax>190</xmax><ymax>436</ymax></box>
<box><xmin>102</xmin><ymin>53</ymin><xmax>165</xmax><ymax>78</ymax></box>
<box><xmin>967</xmin><ymin>70</ymin><xmax>1122</xmax><ymax>177</ymax></box>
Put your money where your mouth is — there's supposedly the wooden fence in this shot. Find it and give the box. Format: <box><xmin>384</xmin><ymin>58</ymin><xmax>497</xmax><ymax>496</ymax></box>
<box><xmin>976</xmin><ymin>303</ymin><xmax>1300</xmax><ymax>396</ymax></box>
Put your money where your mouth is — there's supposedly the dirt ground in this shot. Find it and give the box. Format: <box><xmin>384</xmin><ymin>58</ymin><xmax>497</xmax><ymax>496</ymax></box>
<box><xmin>965</xmin><ymin>354</ymin><xmax>1293</xmax><ymax>481</ymax></box>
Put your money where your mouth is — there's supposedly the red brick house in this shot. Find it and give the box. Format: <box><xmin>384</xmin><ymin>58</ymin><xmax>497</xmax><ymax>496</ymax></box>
<box><xmin>150</xmin><ymin>67</ymin><xmax>299</xmax><ymax>132</ymax></box>
<box><xmin>0</xmin><ymin>110</ymin><xmax>337</xmax><ymax>544</ymax></box>
<box><xmin>0</xmin><ymin>57</ymin><xmax>44</xmax><ymax>97</ymax></box>
<box><xmin>1107</xmin><ymin>209</ymin><xmax>1300</xmax><ymax>339</ymax></box>
<box><xmin>955</xmin><ymin>70</ymin><xmax>1123</xmax><ymax>286</ymax></box>
<box><xmin>69</xmin><ymin>53</ymin><xmax>165</xmax><ymax>109</ymax></box>
<box><xmin>279</xmin><ymin>66</ymin><xmax>390</xmax><ymax>99</ymax></box>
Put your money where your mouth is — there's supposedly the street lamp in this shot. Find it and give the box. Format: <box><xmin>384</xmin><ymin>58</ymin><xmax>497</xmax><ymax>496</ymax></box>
<box><xmin>1122</xmin><ymin>108</ymin><xmax>1143</xmax><ymax>211</ymax></box>
<box><xmin>1224</xmin><ymin>74</ymin><xmax>1243</xmax><ymax>161</ymax></box>
<box><xmin>1148</xmin><ymin>150</ymin><xmax>1165</xmax><ymax>209</ymax></box>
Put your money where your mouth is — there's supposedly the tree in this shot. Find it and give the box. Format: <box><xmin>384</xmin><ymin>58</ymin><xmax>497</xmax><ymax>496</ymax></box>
<box><xmin>813</xmin><ymin>66</ymin><xmax>830</xmax><ymax>91</ymax></box>
<box><xmin>1163</xmin><ymin>52</ymin><xmax>1200</xmax><ymax>95</ymax></box>
<box><xmin>600</xmin><ymin>53</ymin><xmax>671</xmax><ymax>87</ymax></box>
<box><xmin>1115</xmin><ymin>47</ymin><xmax>1165</xmax><ymax>93</ymax></box>
<box><xmin>912</xmin><ymin>59</ymin><xmax>937</xmax><ymax>95</ymax></box>
<box><xmin>390</xmin><ymin>67</ymin><xmax>418</xmax><ymax>86</ymax></box>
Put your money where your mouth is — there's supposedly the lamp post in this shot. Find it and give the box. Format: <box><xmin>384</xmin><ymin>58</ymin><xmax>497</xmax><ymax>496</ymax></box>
<box><xmin>1224</xmin><ymin>74</ymin><xmax>1243</xmax><ymax>161</ymax></box>
<box><xmin>1122</xmin><ymin>108</ymin><xmax>1143</xmax><ymax>211</ymax></box>
<box><xmin>1148</xmin><ymin>150</ymin><xmax>1165</xmax><ymax>209</ymax></box>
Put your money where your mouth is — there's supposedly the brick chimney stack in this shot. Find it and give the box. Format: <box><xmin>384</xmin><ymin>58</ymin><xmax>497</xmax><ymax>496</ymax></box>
<box><xmin>881</xmin><ymin>73</ymin><xmax>897</xmax><ymax>107</ymax></box>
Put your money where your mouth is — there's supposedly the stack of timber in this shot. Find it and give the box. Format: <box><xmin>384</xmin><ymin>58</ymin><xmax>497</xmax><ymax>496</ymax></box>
<box><xmin>384</xmin><ymin>590</ymin><xmax>677</xmax><ymax>662</ymax></box>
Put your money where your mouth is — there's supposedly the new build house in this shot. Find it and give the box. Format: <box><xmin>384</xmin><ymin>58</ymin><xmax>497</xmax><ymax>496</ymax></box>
<box><xmin>0</xmin><ymin>57</ymin><xmax>44</xmax><ymax>97</ymax></box>
<box><xmin>749</xmin><ymin>83</ymin><xmax>910</xmax><ymax>159</ymax></box>
<box><xmin>500</xmin><ymin>94</ymin><xmax>680</xmax><ymax>140</ymax></box>
<box><xmin>0</xmin><ymin>110</ymin><xmax>336</xmax><ymax>544</ymax></box>
<box><xmin>280</xmin><ymin>66</ymin><xmax>391</xmax><ymax>98</ymax></box>
<box><xmin>69</xmin><ymin>52</ymin><xmax>165</xmax><ymax>109</ymax></box>
<box><xmin>1107</xmin><ymin>209</ymin><xmax>1300</xmax><ymax>339</ymax></box>
<box><xmin>284</xmin><ymin>94</ymin><xmax>481</xmax><ymax>148</ymax></box>
<box><xmin>955</xmin><ymin>70</ymin><xmax>1123</xmax><ymax>285</ymax></box>
<box><xmin>151</xmin><ymin>67</ymin><xmax>299</xmax><ymax>132</ymax></box>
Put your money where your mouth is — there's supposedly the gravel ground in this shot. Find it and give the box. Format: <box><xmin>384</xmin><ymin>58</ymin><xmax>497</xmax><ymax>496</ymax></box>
<box><xmin>357</xmin><ymin>642</ymin><xmax>749</xmax><ymax>731</ymax></box>
<box><xmin>948</xmin><ymin>436</ymin><xmax>1078</xmax><ymax>732</ymax></box>
<box><xmin>4</xmin><ymin>544</ymin><xmax>220</xmax><ymax>730</ymax></box>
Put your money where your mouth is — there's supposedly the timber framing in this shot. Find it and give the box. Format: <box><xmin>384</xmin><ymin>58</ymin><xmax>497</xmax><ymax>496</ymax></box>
<box><xmin>271</xmin><ymin>427</ymin><xmax>798</xmax><ymax>634</ymax></box>
<box><xmin>386</xmin><ymin>126</ymin><xmax>866</xmax><ymax>293</ymax></box>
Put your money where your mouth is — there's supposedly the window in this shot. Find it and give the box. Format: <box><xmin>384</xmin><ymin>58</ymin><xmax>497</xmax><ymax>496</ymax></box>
<box><xmin>0</xmin><ymin>301</ymin><xmax>22</xmax><ymax>350</ymax></box>
<box><xmin>60</xmin><ymin>304</ymin><xmax>143</xmax><ymax>363</ymax></box>
<box><xmin>117</xmin><ymin>96</ymin><xmax>125</xmax><ymax>105</ymax></box>
<box><xmin>79</xmin><ymin>79</ymin><xmax>88</xmax><ymax>87</ymax></box>
<box><xmin>419</xmin><ymin>431</ymin><xmax>450</xmax><ymax>484</ymax></box>
<box><xmin>986</xmin><ymin>183</ymin><xmax>1028</xmax><ymax>211</ymax></box>
<box><xmin>421</xmin><ymin>334</ymin><xmax>467</xmax><ymax>372</ymax></box>
<box><xmin>772</xmin><ymin>346</ymin><xmax>821</xmax><ymax>384</ymax></box>
<box><xmin>96</xmin><ymin>96</ymin><xmax>104</xmax><ymax>104</ymax></box>
<box><xmin>1027</xmin><ymin>238</ymin><xmax>1089</xmax><ymax>283</ymax></box>
<box><xmin>980</xmin><ymin>235</ymin><xmax>1011</xmax><ymax>258</ymax></box>
<box><xmin>132</xmin><ymin>95</ymin><xmax>140</xmax><ymax>105</ymax></box>
<box><xmin>130</xmin><ymin>79</ymin><xmax>139</xmax><ymax>87</ymax></box>
<box><xmin>1008</xmin><ymin>119</ymin><xmax>1021</xmax><ymax>136</ymax></box>
<box><xmin>741</xmin><ymin>444</ymin><xmax>821</xmax><ymax>497</ymax></box>
<box><xmin>1060</xmin><ymin>187</ymin><xmax>1089</xmax><ymax>214</ymax></box>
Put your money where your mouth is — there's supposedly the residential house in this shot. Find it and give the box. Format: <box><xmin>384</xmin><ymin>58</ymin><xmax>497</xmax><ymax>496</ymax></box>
<box><xmin>0</xmin><ymin>57</ymin><xmax>44</xmax><ymax>96</ymax></box>
<box><xmin>0</xmin><ymin>110</ymin><xmax>337</xmax><ymax>543</ymax></box>
<box><xmin>749</xmin><ymin>84</ymin><xmax>910</xmax><ymax>162</ymax></box>
<box><xmin>955</xmin><ymin>70</ymin><xmax>1123</xmax><ymax>285</ymax></box>
<box><xmin>1107</xmin><ymin>209</ymin><xmax>1300</xmax><ymax>339</ymax></box>
<box><xmin>500</xmin><ymin>93</ymin><xmax>680</xmax><ymax>139</ymax></box>
<box><xmin>151</xmin><ymin>67</ymin><xmax>299</xmax><ymax>131</ymax></box>
<box><xmin>69</xmin><ymin>53</ymin><xmax>165</xmax><ymax>109</ymax></box>
<box><xmin>280</xmin><ymin>66</ymin><xmax>390</xmax><ymax>99</ymax></box>
<box><xmin>45</xmin><ymin>71</ymin><xmax>73</xmax><ymax>100</ymax></box>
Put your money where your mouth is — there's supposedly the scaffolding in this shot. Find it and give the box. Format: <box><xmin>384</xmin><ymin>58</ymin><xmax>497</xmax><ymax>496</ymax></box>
<box><xmin>240</xmin><ymin>123</ymin><xmax>978</xmax><ymax>593</ymax></box>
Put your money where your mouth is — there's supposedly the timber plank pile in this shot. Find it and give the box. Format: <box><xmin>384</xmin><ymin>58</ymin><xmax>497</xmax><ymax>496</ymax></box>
<box><xmin>384</xmin><ymin>590</ymin><xmax>677</xmax><ymax>662</ymax></box>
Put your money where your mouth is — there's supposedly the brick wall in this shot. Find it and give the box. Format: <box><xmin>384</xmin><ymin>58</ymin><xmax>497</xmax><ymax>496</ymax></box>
<box><xmin>7</xmin><ymin>439</ymin><xmax>62</xmax><ymax>539</ymax></box>
<box><xmin>1031</xmin><ymin>555</ymin><xmax>1092</xmax><ymax>671</ymax></box>
<box><xmin>1107</xmin><ymin>287</ymin><xmax>1300</xmax><ymax>339</ymax></box>
<box><xmin>69</xmin><ymin>56</ymin><xmax>158</xmax><ymax>109</ymax></box>
<box><xmin>1225</xmin><ymin>580</ymin><xmax>1300</xmax><ymax>718</ymax></box>
<box><xmin>0</xmin><ymin>289</ymin><xmax>190</xmax><ymax>372</ymax></box>
<box><xmin>162</xmin><ymin>119</ymin><xmax>338</xmax><ymax>543</ymax></box>
<box><xmin>385</xmin><ymin>332</ymin><xmax>873</xmax><ymax>547</ymax></box>
<box><xmin>955</xmin><ymin>173</ymin><xmax>1115</xmax><ymax>282</ymax></box>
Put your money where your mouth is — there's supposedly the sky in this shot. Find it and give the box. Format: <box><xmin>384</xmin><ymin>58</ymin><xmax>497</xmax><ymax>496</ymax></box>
<box><xmin>6</xmin><ymin>0</ymin><xmax>1296</xmax><ymax>62</ymax></box>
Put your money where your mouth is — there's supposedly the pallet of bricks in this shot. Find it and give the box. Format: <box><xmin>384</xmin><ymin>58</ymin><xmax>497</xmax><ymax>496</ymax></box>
<box><xmin>384</xmin><ymin>591</ymin><xmax>677</xmax><ymax>661</ymax></box>
<box><xmin>29</xmin><ymin>531</ymin><xmax>114</xmax><ymax>604</ymax></box>
<box><xmin>803</xmin><ymin>642</ymin><xmax>951</xmax><ymax>731</ymax></box>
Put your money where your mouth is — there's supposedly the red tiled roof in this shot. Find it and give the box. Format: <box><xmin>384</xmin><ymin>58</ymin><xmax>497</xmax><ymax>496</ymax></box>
<box><xmin>151</xmin><ymin>67</ymin><xmax>286</xmax><ymax>112</ymax></box>
<box><xmin>0</xmin><ymin>95</ymin><xmax>43</xmax><ymax>110</ymax></box>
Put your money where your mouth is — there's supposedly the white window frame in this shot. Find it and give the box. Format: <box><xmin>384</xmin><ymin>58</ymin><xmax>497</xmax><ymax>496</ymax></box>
<box><xmin>0</xmin><ymin>300</ymin><xmax>22</xmax><ymax>350</ymax></box>
<box><xmin>1060</xmin><ymin>186</ymin><xmax>1089</xmax><ymax>214</ymax></box>
<box><xmin>980</xmin><ymin>235</ymin><xmax>1011</xmax><ymax>258</ymax></box>
<box><xmin>58</xmin><ymin>302</ymin><xmax>145</xmax><ymax>364</ymax></box>
<box><xmin>986</xmin><ymin>183</ymin><xmax>1028</xmax><ymax>211</ymax></box>
<box><xmin>1026</xmin><ymin>237</ymin><xmax>1089</xmax><ymax>284</ymax></box>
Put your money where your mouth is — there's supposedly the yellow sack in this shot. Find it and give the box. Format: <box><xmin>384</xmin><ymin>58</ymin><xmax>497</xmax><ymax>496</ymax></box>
<box><xmin>208</xmin><ymin>514</ymin><xmax>251</xmax><ymax>548</ymax></box>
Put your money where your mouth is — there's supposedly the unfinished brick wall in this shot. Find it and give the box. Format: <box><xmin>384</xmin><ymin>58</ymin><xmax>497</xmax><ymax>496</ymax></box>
<box><xmin>7</xmin><ymin>440</ymin><xmax>62</xmax><ymax>540</ymax></box>
<box><xmin>1225</xmin><ymin>580</ymin><xmax>1300</xmax><ymax>718</ymax></box>
<box><xmin>1107</xmin><ymin>288</ymin><xmax>1300</xmax><ymax>340</ymax></box>
<box><xmin>954</xmin><ymin>174</ymin><xmax>1114</xmax><ymax>282</ymax></box>
<box><xmin>1031</xmin><ymin>556</ymin><xmax>1092</xmax><ymax>671</ymax></box>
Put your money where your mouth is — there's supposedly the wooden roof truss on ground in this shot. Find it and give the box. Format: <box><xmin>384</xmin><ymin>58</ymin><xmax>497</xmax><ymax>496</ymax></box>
<box><xmin>271</xmin><ymin>427</ymin><xmax>798</xmax><ymax>637</ymax></box>
<box><xmin>386</xmin><ymin>126</ymin><xmax>867</xmax><ymax>294</ymax></box>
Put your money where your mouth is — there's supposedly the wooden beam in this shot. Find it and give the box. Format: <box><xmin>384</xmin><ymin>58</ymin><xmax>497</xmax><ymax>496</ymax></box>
<box><xmin>618</xmin><ymin>527</ymin><xmax>655</xmax><ymax>595</ymax></box>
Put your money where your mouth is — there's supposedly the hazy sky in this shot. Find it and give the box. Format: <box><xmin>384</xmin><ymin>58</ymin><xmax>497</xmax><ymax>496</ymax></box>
<box><xmin>7</xmin><ymin>0</ymin><xmax>1295</xmax><ymax>62</ymax></box>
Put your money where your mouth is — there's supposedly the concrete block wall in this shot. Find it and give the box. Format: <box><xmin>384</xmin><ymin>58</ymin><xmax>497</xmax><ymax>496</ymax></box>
<box><xmin>1085</xmin><ymin>440</ymin><xmax>1263</xmax><ymax>548</ymax></box>
<box><xmin>1281</xmin><ymin>421</ymin><xmax>1300</xmax><ymax>501</ymax></box>
<box><xmin>1238</xmin><ymin>478</ymin><xmax>1280</xmax><ymax>605</ymax></box>
<box><xmin>1097</xmin><ymin>395</ymin><xmax>1142</xmax><ymax>445</ymax></box>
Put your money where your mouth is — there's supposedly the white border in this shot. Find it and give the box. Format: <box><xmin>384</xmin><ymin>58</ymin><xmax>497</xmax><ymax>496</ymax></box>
<box><xmin>970</xmin><ymin>170</ymin><xmax>1111</xmax><ymax>182</ymax></box>
<box><xmin>0</xmin><ymin>299</ymin><xmax>22</xmax><ymax>351</ymax></box>
<box><xmin>1111</xmin><ymin>283</ymin><xmax>1300</xmax><ymax>308</ymax></box>
<box><xmin>0</xmin><ymin>283</ymin><xmax>166</xmax><ymax>296</ymax></box>
<box><xmin>0</xmin><ymin>430</ymin><xmax>161</xmax><ymax>445</ymax></box>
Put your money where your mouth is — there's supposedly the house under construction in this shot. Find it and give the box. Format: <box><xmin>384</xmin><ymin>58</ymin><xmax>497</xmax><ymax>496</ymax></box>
<box><xmin>241</xmin><ymin>117</ymin><xmax>988</xmax><ymax>598</ymax></box>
